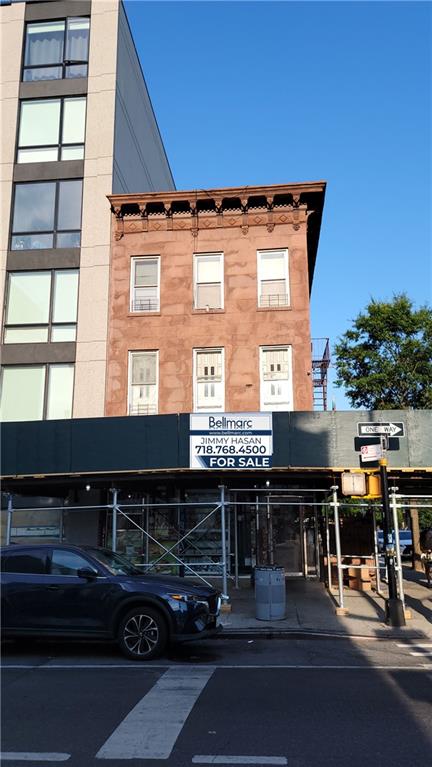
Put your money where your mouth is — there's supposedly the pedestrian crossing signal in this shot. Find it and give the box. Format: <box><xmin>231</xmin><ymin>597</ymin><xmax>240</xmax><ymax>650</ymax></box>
<box><xmin>367</xmin><ymin>473</ymin><xmax>381</xmax><ymax>497</ymax></box>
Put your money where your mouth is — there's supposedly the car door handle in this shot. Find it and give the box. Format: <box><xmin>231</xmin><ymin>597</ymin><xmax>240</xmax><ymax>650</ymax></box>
<box><xmin>47</xmin><ymin>585</ymin><xmax>60</xmax><ymax>591</ymax></box>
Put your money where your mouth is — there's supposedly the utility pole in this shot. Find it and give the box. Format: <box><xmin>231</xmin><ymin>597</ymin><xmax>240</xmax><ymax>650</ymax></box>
<box><xmin>379</xmin><ymin>456</ymin><xmax>405</xmax><ymax>627</ymax></box>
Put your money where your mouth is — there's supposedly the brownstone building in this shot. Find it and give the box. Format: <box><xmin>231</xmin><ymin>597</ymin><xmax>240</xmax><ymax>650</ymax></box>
<box><xmin>106</xmin><ymin>182</ymin><xmax>326</xmax><ymax>418</ymax></box>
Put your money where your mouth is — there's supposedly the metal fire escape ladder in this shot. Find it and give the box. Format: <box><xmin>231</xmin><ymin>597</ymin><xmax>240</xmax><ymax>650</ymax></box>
<box><xmin>311</xmin><ymin>337</ymin><xmax>330</xmax><ymax>411</ymax></box>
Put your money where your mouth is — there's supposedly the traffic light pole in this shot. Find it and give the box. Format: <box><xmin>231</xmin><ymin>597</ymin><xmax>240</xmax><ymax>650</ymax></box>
<box><xmin>379</xmin><ymin>458</ymin><xmax>406</xmax><ymax>627</ymax></box>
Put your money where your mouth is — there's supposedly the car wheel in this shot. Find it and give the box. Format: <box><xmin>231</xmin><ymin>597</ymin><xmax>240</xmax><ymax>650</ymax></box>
<box><xmin>118</xmin><ymin>606</ymin><xmax>167</xmax><ymax>661</ymax></box>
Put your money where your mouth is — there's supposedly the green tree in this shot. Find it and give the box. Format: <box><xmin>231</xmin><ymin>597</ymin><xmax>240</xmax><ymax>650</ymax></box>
<box><xmin>334</xmin><ymin>294</ymin><xmax>432</xmax><ymax>409</ymax></box>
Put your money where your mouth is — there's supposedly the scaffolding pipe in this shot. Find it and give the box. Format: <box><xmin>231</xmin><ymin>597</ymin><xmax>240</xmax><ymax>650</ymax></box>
<box><xmin>372</xmin><ymin>506</ymin><xmax>383</xmax><ymax>596</ymax></box>
<box><xmin>234</xmin><ymin>495</ymin><xmax>239</xmax><ymax>589</ymax></box>
<box><xmin>331</xmin><ymin>486</ymin><xmax>344</xmax><ymax>610</ymax></box>
<box><xmin>300</xmin><ymin>507</ymin><xmax>308</xmax><ymax>578</ymax></box>
<box><xmin>390</xmin><ymin>488</ymin><xmax>406</xmax><ymax>612</ymax></box>
<box><xmin>111</xmin><ymin>489</ymin><xmax>118</xmax><ymax>552</ymax></box>
<box><xmin>144</xmin><ymin>497</ymin><xmax>149</xmax><ymax>565</ymax></box>
<box><xmin>227</xmin><ymin>502</ymin><xmax>231</xmax><ymax>575</ymax></box>
<box><xmin>6</xmin><ymin>494</ymin><xmax>13</xmax><ymax>546</ymax></box>
<box><xmin>325</xmin><ymin>508</ymin><xmax>332</xmax><ymax>589</ymax></box>
<box><xmin>220</xmin><ymin>485</ymin><xmax>228</xmax><ymax>599</ymax></box>
<box><xmin>314</xmin><ymin>506</ymin><xmax>321</xmax><ymax>580</ymax></box>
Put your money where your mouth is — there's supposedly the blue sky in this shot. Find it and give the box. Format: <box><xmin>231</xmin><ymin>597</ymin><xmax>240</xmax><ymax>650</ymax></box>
<box><xmin>125</xmin><ymin>0</ymin><xmax>431</xmax><ymax>409</ymax></box>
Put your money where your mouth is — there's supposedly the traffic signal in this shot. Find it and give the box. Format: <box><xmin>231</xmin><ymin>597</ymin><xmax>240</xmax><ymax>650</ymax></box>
<box><xmin>340</xmin><ymin>471</ymin><xmax>381</xmax><ymax>498</ymax></box>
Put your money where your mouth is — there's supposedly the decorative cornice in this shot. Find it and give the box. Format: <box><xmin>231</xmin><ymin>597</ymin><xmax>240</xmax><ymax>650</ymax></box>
<box><xmin>108</xmin><ymin>181</ymin><xmax>327</xmax><ymax>290</ymax></box>
<box><xmin>108</xmin><ymin>182</ymin><xmax>326</xmax><ymax>238</ymax></box>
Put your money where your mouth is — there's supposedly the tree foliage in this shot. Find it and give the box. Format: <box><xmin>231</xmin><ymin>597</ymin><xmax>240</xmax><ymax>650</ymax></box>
<box><xmin>334</xmin><ymin>294</ymin><xmax>432</xmax><ymax>410</ymax></box>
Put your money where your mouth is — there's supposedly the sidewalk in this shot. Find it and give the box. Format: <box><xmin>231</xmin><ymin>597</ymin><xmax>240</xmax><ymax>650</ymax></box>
<box><xmin>218</xmin><ymin>568</ymin><xmax>432</xmax><ymax>640</ymax></box>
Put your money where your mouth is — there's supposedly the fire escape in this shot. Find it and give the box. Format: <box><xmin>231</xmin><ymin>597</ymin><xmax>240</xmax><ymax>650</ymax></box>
<box><xmin>311</xmin><ymin>338</ymin><xmax>330</xmax><ymax>411</ymax></box>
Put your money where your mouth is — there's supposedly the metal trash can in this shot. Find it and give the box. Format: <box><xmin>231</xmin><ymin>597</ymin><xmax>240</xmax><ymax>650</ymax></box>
<box><xmin>255</xmin><ymin>566</ymin><xmax>286</xmax><ymax>621</ymax></box>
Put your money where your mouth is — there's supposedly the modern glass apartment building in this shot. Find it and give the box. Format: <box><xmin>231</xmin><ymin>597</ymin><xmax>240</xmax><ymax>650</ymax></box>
<box><xmin>0</xmin><ymin>0</ymin><xmax>175</xmax><ymax>423</ymax></box>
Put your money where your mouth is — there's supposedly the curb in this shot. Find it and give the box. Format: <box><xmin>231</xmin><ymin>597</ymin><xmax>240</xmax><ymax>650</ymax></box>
<box><xmin>215</xmin><ymin>627</ymin><xmax>426</xmax><ymax>641</ymax></box>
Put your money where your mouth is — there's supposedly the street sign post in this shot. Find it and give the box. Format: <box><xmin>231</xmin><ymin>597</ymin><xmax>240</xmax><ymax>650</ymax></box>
<box><xmin>379</xmin><ymin>456</ymin><xmax>406</xmax><ymax>627</ymax></box>
<box><xmin>357</xmin><ymin>422</ymin><xmax>405</xmax><ymax>437</ymax></box>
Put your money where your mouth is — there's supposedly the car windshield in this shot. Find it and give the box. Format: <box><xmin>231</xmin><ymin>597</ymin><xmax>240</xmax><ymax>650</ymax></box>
<box><xmin>87</xmin><ymin>548</ymin><xmax>142</xmax><ymax>576</ymax></box>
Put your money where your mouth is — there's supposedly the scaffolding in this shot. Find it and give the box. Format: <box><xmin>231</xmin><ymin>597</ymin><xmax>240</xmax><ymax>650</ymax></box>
<box><xmin>311</xmin><ymin>337</ymin><xmax>330</xmax><ymax>411</ymax></box>
<box><xmin>3</xmin><ymin>487</ymin><xmax>432</xmax><ymax>617</ymax></box>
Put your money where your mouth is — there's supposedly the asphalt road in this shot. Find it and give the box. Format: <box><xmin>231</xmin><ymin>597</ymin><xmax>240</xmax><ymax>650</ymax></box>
<box><xmin>2</xmin><ymin>636</ymin><xmax>432</xmax><ymax>767</ymax></box>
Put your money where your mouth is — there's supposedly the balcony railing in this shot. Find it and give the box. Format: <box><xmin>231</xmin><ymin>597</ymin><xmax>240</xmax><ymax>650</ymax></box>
<box><xmin>259</xmin><ymin>294</ymin><xmax>290</xmax><ymax>308</ymax></box>
<box><xmin>131</xmin><ymin>298</ymin><xmax>159</xmax><ymax>312</ymax></box>
<box><xmin>129</xmin><ymin>404</ymin><xmax>157</xmax><ymax>416</ymax></box>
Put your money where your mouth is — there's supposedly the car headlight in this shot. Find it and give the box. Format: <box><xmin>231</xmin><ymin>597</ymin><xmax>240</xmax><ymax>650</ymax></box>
<box><xmin>169</xmin><ymin>594</ymin><xmax>209</xmax><ymax>609</ymax></box>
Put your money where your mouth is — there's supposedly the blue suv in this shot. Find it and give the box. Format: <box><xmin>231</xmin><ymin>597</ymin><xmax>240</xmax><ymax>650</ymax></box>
<box><xmin>1</xmin><ymin>544</ymin><xmax>222</xmax><ymax>660</ymax></box>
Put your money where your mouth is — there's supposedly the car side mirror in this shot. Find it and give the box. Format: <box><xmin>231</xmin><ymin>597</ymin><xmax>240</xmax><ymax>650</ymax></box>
<box><xmin>78</xmin><ymin>567</ymin><xmax>98</xmax><ymax>580</ymax></box>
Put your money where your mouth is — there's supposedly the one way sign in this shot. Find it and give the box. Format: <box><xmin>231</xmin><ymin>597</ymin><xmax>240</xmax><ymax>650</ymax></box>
<box><xmin>357</xmin><ymin>422</ymin><xmax>405</xmax><ymax>438</ymax></box>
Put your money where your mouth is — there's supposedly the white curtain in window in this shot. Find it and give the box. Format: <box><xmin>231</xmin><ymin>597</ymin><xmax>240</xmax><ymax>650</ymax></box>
<box><xmin>25</xmin><ymin>22</ymin><xmax>64</xmax><ymax>66</ymax></box>
<box><xmin>195</xmin><ymin>254</ymin><xmax>222</xmax><ymax>283</ymax></box>
<box><xmin>65</xmin><ymin>18</ymin><xmax>90</xmax><ymax>61</ymax></box>
<box><xmin>259</xmin><ymin>251</ymin><xmax>285</xmax><ymax>279</ymax></box>
<box><xmin>196</xmin><ymin>351</ymin><xmax>222</xmax><ymax>380</ymax></box>
<box><xmin>196</xmin><ymin>283</ymin><xmax>221</xmax><ymax>309</ymax></box>
<box><xmin>135</xmin><ymin>259</ymin><xmax>158</xmax><ymax>286</ymax></box>
<box><xmin>262</xmin><ymin>348</ymin><xmax>289</xmax><ymax>380</ymax></box>
<box><xmin>132</xmin><ymin>353</ymin><xmax>157</xmax><ymax>385</ymax></box>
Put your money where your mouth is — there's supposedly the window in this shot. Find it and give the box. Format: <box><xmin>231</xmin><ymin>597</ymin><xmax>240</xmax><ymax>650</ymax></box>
<box><xmin>11</xmin><ymin>179</ymin><xmax>83</xmax><ymax>250</ymax></box>
<box><xmin>17</xmin><ymin>97</ymin><xmax>86</xmax><ymax>163</ymax></box>
<box><xmin>23</xmin><ymin>17</ymin><xmax>90</xmax><ymax>82</ymax></box>
<box><xmin>128</xmin><ymin>352</ymin><xmax>158</xmax><ymax>416</ymax></box>
<box><xmin>130</xmin><ymin>257</ymin><xmax>160</xmax><ymax>312</ymax></box>
<box><xmin>4</xmin><ymin>270</ymin><xmax>79</xmax><ymax>344</ymax></box>
<box><xmin>50</xmin><ymin>550</ymin><xmax>93</xmax><ymax>576</ymax></box>
<box><xmin>1</xmin><ymin>550</ymin><xmax>48</xmax><ymax>574</ymax></box>
<box><xmin>0</xmin><ymin>364</ymin><xmax>74</xmax><ymax>422</ymax></box>
<box><xmin>257</xmin><ymin>249</ymin><xmax>289</xmax><ymax>308</ymax></box>
<box><xmin>260</xmin><ymin>346</ymin><xmax>292</xmax><ymax>411</ymax></box>
<box><xmin>194</xmin><ymin>348</ymin><xmax>224</xmax><ymax>411</ymax></box>
<box><xmin>194</xmin><ymin>253</ymin><xmax>223</xmax><ymax>310</ymax></box>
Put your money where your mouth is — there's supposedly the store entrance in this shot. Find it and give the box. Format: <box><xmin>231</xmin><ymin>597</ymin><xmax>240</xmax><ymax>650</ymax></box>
<box><xmin>233</xmin><ymin>492</ymin><xmax>318</xmax><ymax>578</ymax></box>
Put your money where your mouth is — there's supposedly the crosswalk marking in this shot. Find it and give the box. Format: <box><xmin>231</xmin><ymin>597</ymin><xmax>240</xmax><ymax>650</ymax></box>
<box><xmin>96</xmin><ymin>666</ymin><xmax>214</xmax><ymax>760</ymax></box>
<box><xmin>408</xmin><ymin>652</ymin><xmax>432</xmax><ymax>657</ymax></box>
<box><xmin>193</xmin><ymin>758</ymin><xmax>288</xmax><ymax>765</ymax></box>
<box><xmin>396</xmin><ymin>644</ymin><xmax>432</xmax><ymax>648</ymax></box>
<box><xmin>1</xmin><ymin>754</ymin><xmax>70</xmax><ymax>762</ymax></box>
<box><xmin>2</xmin><ymin>663</ymin><xmax>429</xmax><ymax>670</ymax></box>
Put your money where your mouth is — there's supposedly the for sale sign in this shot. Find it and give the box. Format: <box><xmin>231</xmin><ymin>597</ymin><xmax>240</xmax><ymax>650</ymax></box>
<box><xmin>189</xmin><ymin>413</ymin><xmax>273</xmax><ymax>469</ymax></box>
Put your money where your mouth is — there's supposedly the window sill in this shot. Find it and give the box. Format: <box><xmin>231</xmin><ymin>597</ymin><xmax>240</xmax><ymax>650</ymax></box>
<box><xmin>257</xmin><ymin>305</ymin><xmax>292</xmax><ymax>312</ymax></box>
<box><xmin>192</xmin><ymin>308</ymin><xmax>225</xmax><ymax>315</ymax></box>
<box><xmin>127</xmin><ymin>311</ymin><xmax>161</xmax><ymax>317</ymax></box>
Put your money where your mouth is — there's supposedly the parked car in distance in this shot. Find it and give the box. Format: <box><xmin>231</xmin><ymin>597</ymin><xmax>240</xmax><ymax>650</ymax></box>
<box><xmin>377</xmin><ymin>530</ymin><xmax>412</xmax><ymax>558</ymax></box>
<box><xmin>1</xmin><ymin>544</ymin><xmax>222</xmax><ymax>660</ymax></box>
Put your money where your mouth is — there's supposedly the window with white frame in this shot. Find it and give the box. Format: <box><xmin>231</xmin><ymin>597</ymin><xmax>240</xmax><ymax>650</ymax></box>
<box><xmin>260</xmin><ymin>346</ymin><xmax>292</xmax><ymax>411</ymax></box>
<box><xmin>257</xmin><ymin>249</ymin><xmax>289</xmax><ymax>308</ymax></box>
<box><xmin>129</xmin><ymin>351</ymin><xmax>158</xmax><ymax>415</ymax></box>
<box><xmin>194</xmin><ymin>348</ymin><xmax>224</xmax><ymax>411</ymax></box>
<box><xmin>130</xmin><ymin>257</ymin><xmax>160</xmax><ymax>312</ymax></box>
<box><xmin>194</xmin><ymin>253</ymin><xmax>223</xmax><ymax>310</ymax></box>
